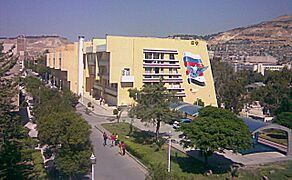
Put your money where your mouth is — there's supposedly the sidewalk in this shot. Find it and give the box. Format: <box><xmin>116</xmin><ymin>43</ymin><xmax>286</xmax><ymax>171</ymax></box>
<box><xmin>79</xmin><ymin>96</ymin><xmax>114</xmax><ymax>117</ymax></box>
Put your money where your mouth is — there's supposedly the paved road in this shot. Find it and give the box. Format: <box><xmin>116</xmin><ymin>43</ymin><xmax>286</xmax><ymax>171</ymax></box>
<box><xmin>76</xmin><ymin>104</ymin><xmax>146</xmax><ymax>180</ymax></box>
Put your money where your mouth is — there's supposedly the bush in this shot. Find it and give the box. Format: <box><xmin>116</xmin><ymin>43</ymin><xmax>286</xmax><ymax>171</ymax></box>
<box><xmin>87</xmin><ymin>102</ymin><xmax>92</xmax><ymax>107</ymax></box>
<box><xmin>113</xmin><ymin>109</ymin><xmax>118</xmax><ymax>115</ymax></box>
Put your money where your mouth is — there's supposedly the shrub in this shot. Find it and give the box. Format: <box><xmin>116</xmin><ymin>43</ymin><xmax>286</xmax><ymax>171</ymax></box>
<box><xmin>87</xmin><ymin>102</ymin><xmax>92</xmax><ymax>107</ymax></box>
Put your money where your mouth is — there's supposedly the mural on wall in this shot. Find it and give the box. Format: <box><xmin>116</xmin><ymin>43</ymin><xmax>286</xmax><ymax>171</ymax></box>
<box><xmin>183</xmin><ymin>52</ymin><xmax>208</xmax><ymax>86</ymax></box>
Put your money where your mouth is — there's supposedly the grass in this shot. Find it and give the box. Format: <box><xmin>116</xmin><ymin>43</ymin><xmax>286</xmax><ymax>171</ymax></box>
<box><xmin>259</xmin><ymin>130</ymin><xmax>288</xmax><ymax>146</ymax></box>
<box><xmin>102</xmin><ymin>122</ymin><xmax>292</xmax><ymax>180</ymax></box>
<box><xmin>102</xmin><ymin>122</ymin><xmax>229</xmax><ymax>179</ymax></box>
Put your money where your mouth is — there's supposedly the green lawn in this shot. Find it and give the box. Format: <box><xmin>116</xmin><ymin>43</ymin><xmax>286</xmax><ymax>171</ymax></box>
<box><xmin>102</xmin><ymin>122</ymin><xmax>292</xmax><ymax>180</ymax></box>
<box><xmin>102</xmin><ymin>122</ymin><xmax>229</xmax><ymax>179</ymax></box>
<box><xmin>259</xmin><ymin>130</ymin><xmax>288</xmax><ymax>146</ymax></box>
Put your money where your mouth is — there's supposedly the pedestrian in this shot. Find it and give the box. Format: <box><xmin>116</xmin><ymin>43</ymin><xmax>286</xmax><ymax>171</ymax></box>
<box><xmin>115</xmin><ymin>133</ymin><xmax>119</xmax><ymax>146</ymax></box>
<box><xmin>110</xmin><ymin>133</ymin><xmax>115</xmax><ymax>147</ymax></box>
<box><xmin>121</xmin><ymin>141</ymin><xmax>126</xmax><ymax>156</ymax></box>
<box><xmin>102</xmin><ymin>98</ymin><xmax>105</xmax><ymax>105</ymax></box>
<box><xmin>99</xmin><ymin>97</ymin><xmax>102</xmax><ymax>105</ymax></box>
<box><xmin>103</xmin><ymin>132</ymin><xmax>108</xmax><ymax>146</ymax></box>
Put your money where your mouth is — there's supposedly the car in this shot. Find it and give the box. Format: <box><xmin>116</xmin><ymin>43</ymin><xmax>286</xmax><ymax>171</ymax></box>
<box><xmin>173</xmin><ymin>118</ymin><xmax>192</xmax><ymax>129</ymax></box>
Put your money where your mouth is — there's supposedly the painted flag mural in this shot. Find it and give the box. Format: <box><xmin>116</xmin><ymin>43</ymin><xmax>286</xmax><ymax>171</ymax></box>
<box><xmin>183</xmin><ymin>52</ymin><xmax>208</xmax><ymax>86</ymax></box>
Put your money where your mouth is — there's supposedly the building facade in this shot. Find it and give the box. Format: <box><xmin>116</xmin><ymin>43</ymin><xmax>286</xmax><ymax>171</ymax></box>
<box><xmin>47</xmin><ymin>35</ymin><xmax>218</xmax><ymax>107</ymax></box>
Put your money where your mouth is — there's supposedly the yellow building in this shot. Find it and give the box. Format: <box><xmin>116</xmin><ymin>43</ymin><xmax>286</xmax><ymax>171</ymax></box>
<box><xmin>47</xmin><ymin>35</ymin><xmax>217</xmax><ymax>107</ymax></box>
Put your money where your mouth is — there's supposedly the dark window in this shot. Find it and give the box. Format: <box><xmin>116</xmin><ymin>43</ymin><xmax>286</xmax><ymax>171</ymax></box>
<box><xmin>153</xmin><ymin>53</ymin><xmax>159</xmax><ymax>59</ymax></box>
<box><xmin>145</xmin><ymin>53</ymin><xmax>152</xmax><ymax>59</ymax></box>
<box><xmin>169</xmin><ymin>54</ymin><xmax>175</xmax><ymax>59</ymax></box>
<box><xmin>154</xmin><ymin>68</ymin><xmax>159</xmax><ymax>74</ymax></box>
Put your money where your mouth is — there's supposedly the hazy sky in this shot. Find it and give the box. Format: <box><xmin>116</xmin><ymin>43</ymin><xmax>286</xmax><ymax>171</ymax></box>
<box><xmin>0</xmin><ymin>0</ymin><xmax>291</xmax><ymax>41</ymax></box>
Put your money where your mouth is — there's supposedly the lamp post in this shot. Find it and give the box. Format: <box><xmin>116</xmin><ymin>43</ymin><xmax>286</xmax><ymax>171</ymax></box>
<box><xmin>168</xmin><ymin>131</ymin><xmax>172</xmax><ymax>172</ymax></box>
<box><xmin>90</xmin><ymin>153</ymin><xmax>96</xmax><ymax>180</ymax></box>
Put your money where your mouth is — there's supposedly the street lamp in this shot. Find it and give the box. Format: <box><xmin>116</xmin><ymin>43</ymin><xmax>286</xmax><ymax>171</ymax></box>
<box><xmin>90</xmin><ymin>153</ymin><xmax>96</xmax><ymax>180</ymax></box>
<box><xmin>168</xmin><ymin>131</ymin><xmax>172</xmax><ymax>172</ymax></box>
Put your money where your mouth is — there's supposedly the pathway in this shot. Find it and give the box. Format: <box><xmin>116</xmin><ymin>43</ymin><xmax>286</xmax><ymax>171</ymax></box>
<box><xmin>76</xmin><ymin>104</ymin><xmax>146</xmax><ymax>180</ymax></box>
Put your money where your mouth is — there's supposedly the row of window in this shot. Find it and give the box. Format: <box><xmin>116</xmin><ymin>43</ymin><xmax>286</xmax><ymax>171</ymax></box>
<box><xmin>144</xmin><ymin>75</ymin><xmax>180</xmax><ymax>79</ymax></box>
<box><xmin>144</xmin><ymin>52</ymin><xmax>176</xmax><ymax>60</ymax></box>
<box><xmin>145</xmin><ymin>67</ymin><xmax>178</xmax><ymax>74</ymax></box>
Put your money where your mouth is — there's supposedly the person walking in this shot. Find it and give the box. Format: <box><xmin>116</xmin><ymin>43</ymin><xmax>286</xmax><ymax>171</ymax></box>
<box><xmin>115</xmin><ymin>133</ymin><xmax>119</xmax><ymax>146</ymax></box>
<box><xmin>121</xmin><ymin>141</ymin><xmax>126</xmax><ymax>156</ymax></box>
<box><xmin>103</xmin><ymin>132</ymin><xmax>108</xmax><ymax>146</ymax></box>
<box><xmin>110</xmin><ymin>133</ymin><xmax>115</xmax><ymax>147</ymax></box>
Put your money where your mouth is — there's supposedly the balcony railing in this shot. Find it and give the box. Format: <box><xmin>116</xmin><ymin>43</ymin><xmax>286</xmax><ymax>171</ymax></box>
<box><xmin>121</xmin><ymin>75</ymin><xmax>134</xmax><ymax>82</ymax></box>
<box><xmin>143</xmin><ymin>77</ymin><xmax>183</xmax><ymax>83</ymax></box>
<box><xmin>143</xmin><ymin>64</ymin><xmax>180</xmax><ymax>68</ymax></box>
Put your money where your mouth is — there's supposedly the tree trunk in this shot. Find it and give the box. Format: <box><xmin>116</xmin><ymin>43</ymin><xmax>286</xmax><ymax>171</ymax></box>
<box><xmin>156</xmin><ymin>119</ymin><xmax>161</xmax><ymax>141</ymax></box>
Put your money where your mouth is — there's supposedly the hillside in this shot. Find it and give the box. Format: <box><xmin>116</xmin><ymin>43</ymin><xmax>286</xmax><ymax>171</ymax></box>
<box><xmin>208</xmin><ymin>15</ymin><xmax>292</xmax><ymax>63</ymax></box>
<box><xmin>0</xmin><ymin>35</ymin><xmax>70</xmax><ymax>58</ymax></box>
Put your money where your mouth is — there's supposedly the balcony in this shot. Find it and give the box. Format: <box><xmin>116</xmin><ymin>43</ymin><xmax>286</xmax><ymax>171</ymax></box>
<box><xmin>121</xmin><ymin>75</ymin><xmax>134</xmax><ymax>82</ymax></box>
<box><xmin>175</xmin><ymin>91</ymin><xmax>186</xmax><ymax>97</ymax></box>
<box><xmin>143</xmin><ymin>77</ymin><xmax>183</xmax><ymax>83</ymax></box>
<box><xmin>168</xmin><ymin>85</ymin><xmax>184</xmax><ymax>90</ymax></box>
<box><xmin>143</xmin><ymin>63</ymin><xmax>180</xmax><ymax>68</ymax></box>
<box><xmin>143</xmin><ymin>58</ymin><xmax>179</xmax><ymax>62</ymax></box>
<box><xmin>143</xmin><ymin>73</ymin><xmax>181</xmax><ymax>76</ymax></box>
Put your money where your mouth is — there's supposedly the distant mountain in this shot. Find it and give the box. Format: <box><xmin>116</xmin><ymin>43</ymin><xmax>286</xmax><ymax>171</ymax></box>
<box><xmin>208</xmin><ymin>15</ymin><xmax>292</xmax><ymax>46</ymax></box>
<box><xmin>0</xmin><ymin>35</ymin><xmax>71</xmax><ymax>58</ymax></box>
<box><xmin>207</xmin><ymin>15</ymin><xmax>292</xmax><ymax>63</ymax></box>
<box><xmin>168</xmin><ymin>15</ymin><xmax>292</xmax><ymax>63</ymax></box>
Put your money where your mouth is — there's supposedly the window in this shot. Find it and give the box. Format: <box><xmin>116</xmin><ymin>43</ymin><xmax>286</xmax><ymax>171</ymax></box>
<box><xmin>169</xmin><ymin>54</ymin><xmax>175</xmax><ymax>60</ymax></box>
<box><xmin>145</xmin><ymin>67</ymin><xmax>151</xmax><ymax>73</ymax></box>
<box><xmin>170</xmin><ymin>61</ymin><xmax>175</xmax><ymax>64</ymax></box>
<box><xmin>153</xmin><ymin>53</ymin><xmax>159</xmax><ymax>59</ymax></box>
<box><xmin>160</xmin><ymin>53</ymin><xmax>164</xmax><ymax>59</ymax></box>
<box><xmin>154</xmin><ymin>68</ymin><xmax>159</xmax><ymax>74</ymax></box>
<box><xmin>160</xmin><ymin>68</ymin><xmax>164</xmax><ymax>73</ymax></box>
<box><xmin>145</xmin><ymin>60</ymin><xmax>152</xmax><ymax>64</ymax></box>
<box><xmin>145</xmin><ymin>53</ymin><xmax>152</xmax><ymax>59</ymax></box>
<box><xmin>122</xmin><ymin>68</ymin><xmax>130</xmax><ymax>76</ymax></box>
<box><xmin>145</xmin><ymin>75</ymin><xmax>151</xmax><ymax>78</ymax></box>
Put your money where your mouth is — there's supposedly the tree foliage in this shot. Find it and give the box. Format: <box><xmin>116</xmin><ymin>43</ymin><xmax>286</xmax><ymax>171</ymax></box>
<box><xmin>128</xmin><ymin>80</ymin><xmax>180</xmax><ymax>140</ymax></box>
<box><xmin>180</xmin><ymin>106</ymin><xmax>251</xmax><ymax>164</ymax></box>
<box><xmin>24</xmin><ymin>76</ymin><xmax>91</xmax><ymax>178</ymax></box>
<box><xmin>273</xmin><ymin>112</ymin><xmax>292</xmax><ymax>129</ymax></box>
<box><xmin>0</xmin><ymin>43</ymin><xmax>44</xmax><ymax>178</ymax></box>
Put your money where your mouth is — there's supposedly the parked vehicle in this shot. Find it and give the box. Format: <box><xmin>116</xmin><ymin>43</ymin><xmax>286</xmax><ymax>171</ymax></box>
<box><xmin>173</xmin><ymin>118</ymin><xmax>192</xmax><ymax>129</ymax></box>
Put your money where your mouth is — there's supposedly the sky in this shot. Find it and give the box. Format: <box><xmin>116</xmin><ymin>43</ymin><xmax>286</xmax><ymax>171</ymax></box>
<box><xmin>0</xmin><ymin>0</ymin><xmax>291</xmax><ymax>41</ymax></box>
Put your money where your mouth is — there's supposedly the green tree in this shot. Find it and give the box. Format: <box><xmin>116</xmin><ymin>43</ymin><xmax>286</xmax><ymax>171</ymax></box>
<box><xmin>37</xmin><ymin>112</ymin><xmax>92</xmax><ymax>178</ymax></box>
<box><xmin>180</xmin><ymin>106</ymin><xmax>251</xmax><ymax>165</ymax></box>
<box><xmin>273</xmin><ymin>112</ymin><xmax>292</xmax><ymax>129</ymax></box>
<box><xmin>128</xmin><ymin>80</ymin><xmax>179</xmax><ymax>140</ymax></box>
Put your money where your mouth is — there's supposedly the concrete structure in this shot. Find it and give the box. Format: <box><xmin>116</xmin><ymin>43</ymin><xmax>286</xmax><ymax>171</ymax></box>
<box><xmin>243</xmin><ymin>117</ymin><xmax>292</xmax><ymax>156</ymax></box>
<box><xmin>47</xmin><ymin>35</ymin><xmax>217</xmax><ymax>107</ymax></box>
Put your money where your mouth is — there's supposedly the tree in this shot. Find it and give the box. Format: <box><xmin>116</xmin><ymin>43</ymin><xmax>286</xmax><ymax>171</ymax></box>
<box><xmin>273</xmin><ymin>112</ymin><xmax>292</xmax><ymax>129</ymax></box>
<box><xmin>128</xmin><ymin>80</ymin><xmax>179</xmax><ymax>140</ymax></box>
<box><xmin>180</xmin><ymin>106</ymin><xmax>251</xmax><ymax>165</ymax></box>
<box><xmin>0</xmin><ymin>43</ymin><xmax>40</xmax><ymax>178</ymax></box>
<box><xmin>38</xmin><ymin>112</ymin><xmax>92</xmax><ymax>178</ymax></box>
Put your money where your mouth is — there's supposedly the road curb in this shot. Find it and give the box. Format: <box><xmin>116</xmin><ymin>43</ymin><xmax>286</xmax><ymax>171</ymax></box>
<box><xmin>94</xmin><ymin>125</ymin><xmax>149</xmax><ymax>174</ymax></box>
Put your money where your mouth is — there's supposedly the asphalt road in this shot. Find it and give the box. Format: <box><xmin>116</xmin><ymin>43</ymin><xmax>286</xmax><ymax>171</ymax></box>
<box><xmin>77</xmin><ymin>104</ymin><xmax>146</xmax><ymax>180</ymax></box>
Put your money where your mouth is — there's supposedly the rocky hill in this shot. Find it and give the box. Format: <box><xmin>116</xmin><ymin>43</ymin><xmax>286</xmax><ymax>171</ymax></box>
<box><xmin>208</xmin><ymin>15</ymin><xmax>292</xmax><ymax>63</ymax></box>
<box><xmin>0</xmin><ymin>35</ymin><xmax>70</xmax><ymax>58</ymax></box>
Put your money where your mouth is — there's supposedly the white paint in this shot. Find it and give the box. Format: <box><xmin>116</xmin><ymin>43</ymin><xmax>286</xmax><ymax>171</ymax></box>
<box><xmin>78</xmin><ymin>36</ymin><xmax>84</xmax><ymax>98</ymax></box>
